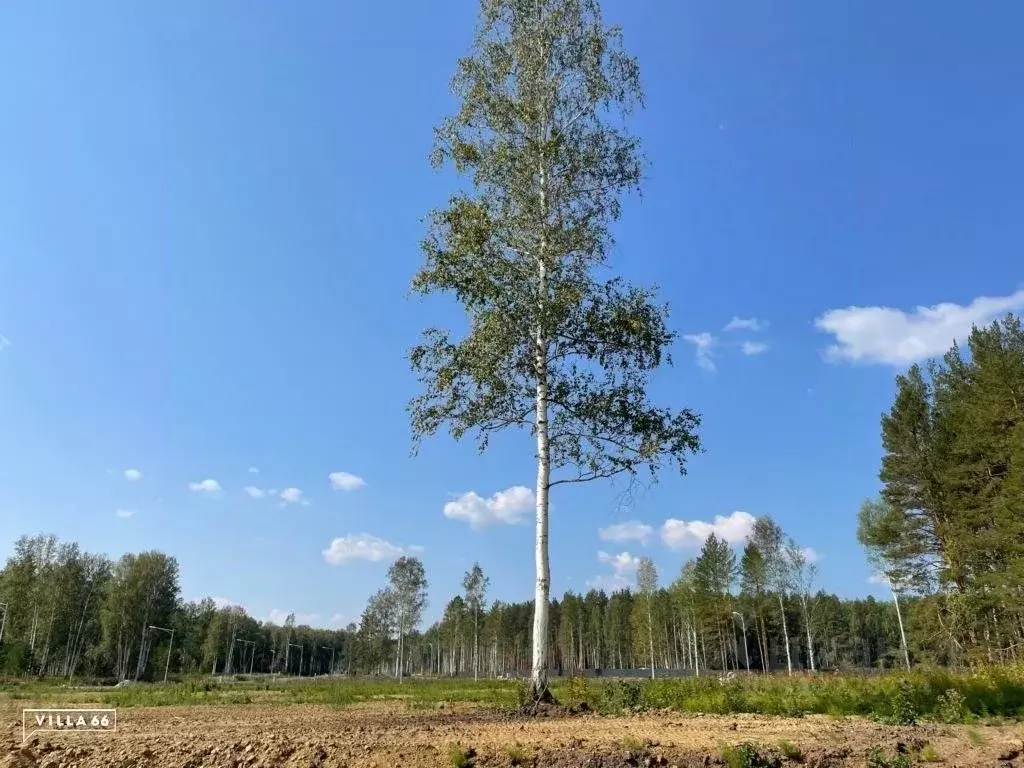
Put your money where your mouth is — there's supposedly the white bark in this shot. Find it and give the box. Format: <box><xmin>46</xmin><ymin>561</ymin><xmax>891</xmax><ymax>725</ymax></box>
<box><xmin>530</xmin><ymin>57</ymin><xmax>552</xmax><ymax>697</ymax></box>
<box><xmin>890</xmin><ymin>578</ymin><xmax>911</xmax><ymax>671</ymax></box>
<box><xmin>800</xmin><ymin>592</ymin><xmax>816</xmax><ymax>672</ymax></box>
<box><xmin>778</xmin><ymin>594</ymin><xmax>793</xmax><ymax>675</ymax></box>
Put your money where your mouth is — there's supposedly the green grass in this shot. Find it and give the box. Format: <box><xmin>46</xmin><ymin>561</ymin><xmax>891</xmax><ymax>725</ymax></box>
<box><xmin>919</xmin><ymin>742</ymin><xmax>942</xmax><ymax>762</ymax></box>
<box><xmin>2</xmin><ymin>667</ymin><xmax>1023</xmax><ymax>724</ymax></box>
<box><xmin>777</xmin><ymin>739</ymin><xmax>803</xmax><ymax>761</ymax></box>
<box><xmin>504</xmin><ymin>742</ymin><xmax>529</xmax><ymax>765</ymax></box>
<box><xmin>448</xmin><ymin>743</ymin><xmax>473</xmax><ymax>768</ymax></box>
<box><xmin>718</xmin><ymin>742</ymin><xmax>779</xmax><ymax>768</ymax></box>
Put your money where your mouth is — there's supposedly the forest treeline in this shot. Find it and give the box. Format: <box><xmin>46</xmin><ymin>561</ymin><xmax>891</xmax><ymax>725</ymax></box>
<box><xmin>1</xmin><ymin>316</ymin><xmax>1021</xmax><ymax>681</ymax></box>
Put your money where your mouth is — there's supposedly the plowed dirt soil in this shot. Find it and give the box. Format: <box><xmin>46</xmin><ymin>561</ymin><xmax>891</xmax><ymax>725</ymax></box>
<box><xmin>3</xmin><ymin>701</ymin><xmax>1023</xmax><ymax>767</ymax></box>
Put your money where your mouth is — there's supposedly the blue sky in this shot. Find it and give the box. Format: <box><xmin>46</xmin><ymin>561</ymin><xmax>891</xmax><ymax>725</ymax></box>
<box><xmin>1</xmin><ymin>1</ymin><xmax>1022</xmax><ymax>628</ymax></box>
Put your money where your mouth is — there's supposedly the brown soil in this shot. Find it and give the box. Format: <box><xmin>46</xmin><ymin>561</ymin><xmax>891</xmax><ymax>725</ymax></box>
<box><xmin>2</xmin><ymin>702</ymin><xmax>1022</xmax><ymax>767</ymax></box>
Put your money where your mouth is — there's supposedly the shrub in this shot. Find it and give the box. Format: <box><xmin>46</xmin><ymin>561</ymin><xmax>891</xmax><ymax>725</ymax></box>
<box><xmin>777</xmin><ymin>740</ymin><xmax>803</xmax><ymax>761</ymax></box>
<box><xmin>933</xmin><ymin>688</ymin><xmax>967</xmax><ymax>723</ymax></box>
<box><xmin>448</xmin><ymin>743</ymin><xmax>474</xmax><ymax>768</ymax></box>
<box><xmin>919</xmin><ymin>743</ymin><xmax>941</xmax><ymax>762</ymax></box>
<box><xmin>718</xmin><ymin>742</ymin><xmax>780</xmax><ymax>768</ymax></box>
<box><xmin>504</xmin><ymin>742</ymin><xmax>528</xmax><ymax>766</ymax></box>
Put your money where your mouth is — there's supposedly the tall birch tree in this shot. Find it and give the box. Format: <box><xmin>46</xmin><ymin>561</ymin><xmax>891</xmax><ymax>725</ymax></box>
<box><xmin>409</xmin><ymin>0</ymin><xmax>701</xmax><ymax>701</ymax></box>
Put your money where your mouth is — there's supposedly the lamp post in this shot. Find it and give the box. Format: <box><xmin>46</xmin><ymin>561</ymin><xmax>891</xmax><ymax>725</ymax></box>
<box><xmin>731</xmin><ymin>612</ymin><xmax>750</xmax><ymax>672</ymax></box>
<box><xmin>148</xmin><ymin>625</ymin><xmax>175</xmax><ymax>683</ymax></box>
<box><xmin>0</xmin><ymin>602</ymin><xmax>8</xmax><ymax>644</ymax></box>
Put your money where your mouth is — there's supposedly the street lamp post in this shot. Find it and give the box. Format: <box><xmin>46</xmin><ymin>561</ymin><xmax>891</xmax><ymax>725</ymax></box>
<box><xmin>148</xmin><ymin>625</ymin><xmax>175</xmax><ymax>683</ymax></box>
<box><xmin>731</xmin><ymin>612</ymin><xmax>750</xmax><ymax>672</ymax></box>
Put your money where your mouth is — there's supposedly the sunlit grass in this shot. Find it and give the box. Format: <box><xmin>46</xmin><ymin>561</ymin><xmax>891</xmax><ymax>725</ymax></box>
<box><xmin>2</xmin><ymin>667</ymin><xmax>1023</xmax><ymax>722</ymax></box>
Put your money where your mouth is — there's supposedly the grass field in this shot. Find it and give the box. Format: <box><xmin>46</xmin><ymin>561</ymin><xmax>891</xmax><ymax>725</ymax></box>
<box><xmin>4</xmin><ymin>667</ymin><xmax>1024</xmax><ymax>724</ymax></box>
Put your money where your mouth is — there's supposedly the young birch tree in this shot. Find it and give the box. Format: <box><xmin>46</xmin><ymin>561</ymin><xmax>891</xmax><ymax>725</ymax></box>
<box><xmin>462</xmin><ymin>563</ymin><xmax>490</xmax><ymax>680</ymax></box>
<box><xmin>636</xmin><ymin>557</ymin><xmax>658</xmax><ymax>679</ymax></box>
<box><xmin>409</xmin><ymin>0</ymin><xmax>701</xmax><ymax>702</ymax></box>
<box><xmin>387</xmin><ymin>557</ymin><xmax>428</xmax><ymax>682</ymax></box>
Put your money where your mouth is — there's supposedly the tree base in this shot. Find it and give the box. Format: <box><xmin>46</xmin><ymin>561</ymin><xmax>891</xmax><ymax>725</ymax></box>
<box><xmin>517</xmin><ymin>682</ymin><xmax>567</xmax><ymax>716</ymax></box>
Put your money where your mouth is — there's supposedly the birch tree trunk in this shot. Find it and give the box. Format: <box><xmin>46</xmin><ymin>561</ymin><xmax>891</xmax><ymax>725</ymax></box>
<box><xmin>778</xmin><ymin>595</ymin><xmax>793</xmax><ymax>675</ymax></box>
<box><xmin>890</xmin><ymin>579</ymin><xmax>911</xmax><ymax>671</ymax></box>
<box><xmin>800</xmin><ymin>593</ymin><xmax>816</xmax><ymax>672</ymax></box>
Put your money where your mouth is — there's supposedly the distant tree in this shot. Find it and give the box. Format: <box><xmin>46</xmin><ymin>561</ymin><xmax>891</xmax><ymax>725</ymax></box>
<box><xmin>409</xmin><ymin>0</ymin><xmax>701</xmax><ymax>702</ymax></box>
<box><xmin>739</xmin><ymin>541</ymin><xmax>769</xmax><ymax>672</ymax></box>
<box><xmin>635</xmin><ymin>557</ymin><xmax>658</xmax><ymax>679</ymax></box>
<box><xmin>387</xmin><ymin>556</ymin><xmax>428</xmax><ymax>681</ymax></box>
<box><xmin>751</xmin><ymin>517</ymin><xmax>793</xmax><ymax>675</ymax></box>
<box><xmin>786</xmin><ymin>539</ymin><xmax>817</xmax><ymax>672</ymax></box>
<box><xmin>462</xmin><ymin>563</ymin><xmax>490</xmax><ymax>680</ymax></box>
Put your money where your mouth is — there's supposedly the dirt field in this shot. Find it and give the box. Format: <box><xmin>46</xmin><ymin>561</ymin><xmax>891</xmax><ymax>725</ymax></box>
<box><xmin>3</xmin><ymin>701</ymin><xmax>1023</xmax><ymax>767</ymax></box>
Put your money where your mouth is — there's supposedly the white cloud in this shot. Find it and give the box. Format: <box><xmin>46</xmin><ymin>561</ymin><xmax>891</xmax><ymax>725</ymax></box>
<box><xmin>660</xmin><ymin>510</ymin><xmax>756</xmax><ymax>549</ymax></box>
<box><xmin>867</xmin><ymin>572</ymin><xmax>886</xmax><ymax>585</ymax></box>
<box><xmin>0</xmin><ymin>334</ymin><xmax>10</xmax><ymax>352</ymax></box>
<box><xmin>211</xmin><ymin>596</ymin><xmax>242</xmax><ymax>610</ymax></box>
<box><xmin>279</xmin><ymin>487</ymin><xmax>304</xmax><ymax>504</ymax></box>
<box><xmin>188</xmin><ymin>478</ymin><xmax>222</xmax><ymax>496</ymax></box>
<box><xmin>123</xmin><ymin>468</ymin><xmax>142</xmax><ymax>481</ymax></box>
<box><xmin>588</xmin><ymin>550</ymin><xmax>641</xmax><ymax>591</ymax></box>
<box><xmin>322</xmin><ymin>533</ymin><xmax>417</xmax><ymax>565</ymax></box>
<box><xmin>248</xmin><ymin>467</ymin><xmax>259</xmax><ymax>474</ymax></box>
<box><xmin>682</xmin><ymin>332</ymin><xmax>716</xmax><ymax>371</ymax></box>
<box><xmin>267</xmin><ymin>609</ymin><xmax>321</xmax><ymax>626</ymax></box>
<box><xmin>115</xmin><ymin>508</ymin><xmax>136</xmax><ymax>518</ymax></box>
<box><xmin>815</xmin><ymin>289</ymin><xmax>1024</xmax><ymax>366</ymax></box>
<box><xmin>244</xmin><ymin>486</ymin><xmax>265</xmax><ymax>499</ymax></box>
<box><xmin>740</xmin><ymin>341</ymin><xmax>769</xmax><ymax>356</ymax></box>
<box><xmin>598</xmin><ymin>520</ymin><xmax>653</xmax><ymax>546</ymax></box>
<box><xmin>328</xmin><ymin>613</ymin><xmax>348</xmax><ymax>628</ymax></box>
<box><xmin>800</xmin><ymin>546</ymin><xmax>822</xmax><ymax>564</ymax></box>
<box><xmin>443</xmin><ymin>486</ymin><xmax>534</xmax><ymax>529</ymax></box>
<box><xmin>329</xmin><ymin>471</ymin><xmax>366</xmax><ymax>491</ymax></box>
<box><xmin>724</xmin><ymin>317</ymin><xmax>768</xmax><ymax>332</ymax></box>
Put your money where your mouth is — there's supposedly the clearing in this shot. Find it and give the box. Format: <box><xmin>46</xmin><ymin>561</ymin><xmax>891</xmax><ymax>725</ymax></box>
<box><xmin>3</xmin><ymin>699</ymin><xmax>1023</xmax><ymax>767</ymax></box>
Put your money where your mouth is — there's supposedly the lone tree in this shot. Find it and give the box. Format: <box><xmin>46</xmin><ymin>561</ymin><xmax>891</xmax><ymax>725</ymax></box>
<box><xmin>387</xmin><ymin>556</ymin><xmax>428</xmax><ymax>681</ymax></box>
<box><xmin>410</xmin><ymin>0</ymin><xmax>701</xmax><ymax>701</ymax></box>
<box><xmin>462</xmin><ymin>562</ymin><xmax>490</xmax><ymax>681</ymax></box>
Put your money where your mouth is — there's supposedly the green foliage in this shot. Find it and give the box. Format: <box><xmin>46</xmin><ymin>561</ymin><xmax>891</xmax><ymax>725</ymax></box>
<box><xmin>776</xmin><ymin>740</ymin><xmax>803</xmax><ymax>761</ymax></box>
<box><xmin>0</xmin><ymin>640</ymin><xmax>34</xmax><ymax>676</ymax></box>
<box><xmin>562</xmin><ymin>674</ymin><xmax>590</xmax><ymax>708</ymax></box>
<box><xmin>875</xmin><ymin>680</ymin><xmax>920</xmax><ymax>726</ymax></box>
<box><xmin>866</xmin><ymin>747</ymin><xmax>912</xmax><ymax>768</ymax></box>
<box><xmin>448</xmin><ymin>743</ymin><xmax>473</xmax><ymax>768</ymax></box>
<box><xmin>918</xmin><ymin>743</ymin><xmax>941</xmax><ymax>763</ymax></box>
<box><xmin>718</xmin><ymin>742</ymin><xmax>780</xmax><ymax>768</ymax></box>
<box><xmin>933</xmin><ymin>688</ymin><xmax>967</xmax><ymax>723</ymax></box>
<box><xmin>504</xmin><ymin>742</ymin><xmax>529</xmax><ymax>766</ymax></box>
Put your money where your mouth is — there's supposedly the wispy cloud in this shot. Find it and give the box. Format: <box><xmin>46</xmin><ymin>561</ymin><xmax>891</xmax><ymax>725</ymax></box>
<box><xmin>322</xmin><ymin>533</ymin><xmax>419</xmax><ymax>565</ymax></box>
<box><xmin>123</xmin><ymin>468</ymin><xmax>142</xmax><ymax>482</ymax></box>
<box><xmin>115</xmin><ymin>508</ymin><xmax>136</xmax><ymax>518</ymax></box>
<box><xmin>598</xmin><ymin>520</ymin><xmax>653</xmax><ymax>546</ymax></box>
<box><xmin>267</xmin><ymin>608</ymin><xmax>321</xmax><ymax>626</ymax></box>
<box><xmin>443</xmin><ymin>486</ymin><xmax>534</xmax><ymax>529</ymax></box>
<box><xmin>188</xmin><ymin>478</ymin><xmax>222</xmax><ymax>496</ymax></box>
<box><xmin>279</xmin><ymin>487</ymin><xmax>304</xmax><ymax>505</ymax></box>
<box><xmin>244</xmin><ymin>486</ymin><xmax>265</xmax><ymax>499</ymax></box>
<box><xmin>661</xmin><ymin>511</ymin><xmax>755</xmax><ymax>549</ymax></box>
<box><xmin>682</xmin><ymin>332</ymin><xmax>716</xmax><ymax>372</ymax></box>
<box><xmin>248</xmin><ymin>467</ymin><xmax>259</xmax><ymax>475</ymax></box>
<box><xmin>587</xmin><ymin>550</ymin><xmax>640</xmax><ymax>591</ymax></box>
<box><xmin>329</xmin><ymin>471</ymin><xmax>366</xmax><ymax>491</ymax></box>
<box><xmin>724</xmin><ymin>317</ymin><xmax>768</xmax><ymax>332</ymax></box>
<box><xmin>740</xmin><ymin>341</ymin><xmax>769</xmax><ymax>356</ymax></box>
<box><xmin>815</xmin><ymin>289</ymin><xmax>1024</xmax><ymax>365</ymax></box>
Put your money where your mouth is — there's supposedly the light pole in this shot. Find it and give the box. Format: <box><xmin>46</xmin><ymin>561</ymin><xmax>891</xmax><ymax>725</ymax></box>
<box><xmin>731</xmin><ymin>612</ymin><xmax>750</xmax><ymax>672</ymax></box>
<box><xmin>148</xmin><ymin>625</ymin><xmax>175</xmax><ymax>683</ymax></box>
<box><xmin>0</xmin><ymin>602</ymin><xmax>8</xmax><ymax>644</ymax></box>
